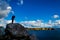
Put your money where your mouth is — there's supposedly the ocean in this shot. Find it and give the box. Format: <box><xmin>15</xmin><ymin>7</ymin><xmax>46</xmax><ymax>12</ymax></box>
<box><xmin>28</xmin><ymin>28</ymin><xmax>60</xmax><ymax>40</ymax></box>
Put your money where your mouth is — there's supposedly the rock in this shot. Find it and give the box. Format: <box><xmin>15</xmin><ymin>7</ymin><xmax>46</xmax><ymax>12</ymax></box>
<box><xmin>0</xmin><ymin>27</ymin><xmax>5</xmax><ymax>36</ymax></box>
<box><xmin>5</xmin><ymin>23</ymin><xmax>36</xmax><ymax>40</ymax></box>
<box><xmin>30</xmin><ymin>34</ymin><xmax>37</xmax><ymax>40</ymax></box>
<box><xmin>0</xmin><ymin>26</ymin><xmax>5</xmax><ymax>40</ymax></box>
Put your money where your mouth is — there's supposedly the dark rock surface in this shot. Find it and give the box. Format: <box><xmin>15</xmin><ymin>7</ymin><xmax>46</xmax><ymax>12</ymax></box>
<box><xmin>0</xmin><ymin>27</ymin><xmax>5</xmax><ymax>40</ymax></box>
<box><xmin>5</xmin><ymin>23</ymin><xmax>37</xmax><ymax>40</ymax></box>
<box><xmin>0</xmin><ymin>27</ymin><xmax>5</xmax><ymax>36</ymax></box>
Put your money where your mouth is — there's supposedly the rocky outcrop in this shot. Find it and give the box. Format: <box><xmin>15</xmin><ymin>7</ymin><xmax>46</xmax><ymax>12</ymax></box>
<box><xmin>5</xmin><ymin>23</ymin><xmax>37</xmax><ymax>40</ymax></box>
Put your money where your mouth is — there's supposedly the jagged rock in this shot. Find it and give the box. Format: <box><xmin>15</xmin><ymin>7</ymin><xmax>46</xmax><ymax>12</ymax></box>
<box><xmin>5</xmin><ymin>23</ymin><xmax>37</xmax><ymax>40</ymax></box>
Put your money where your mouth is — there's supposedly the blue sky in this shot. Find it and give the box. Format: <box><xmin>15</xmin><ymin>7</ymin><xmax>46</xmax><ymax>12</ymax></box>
<box><xmin>4</xmin><ymin>0</ymin><xmax>60</xmax><ymax>22</ymax></box>
<box><xmin>0</xmin><ymin>0</ymin><xmax>60</xmax><ymax>28</ymax></box>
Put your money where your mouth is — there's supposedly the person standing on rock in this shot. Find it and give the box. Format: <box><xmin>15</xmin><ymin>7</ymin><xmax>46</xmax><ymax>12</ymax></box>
<box><xmin>12</xmin><ymin>15</ymin><xmax>15</xmax><ymax>24</ymax></box>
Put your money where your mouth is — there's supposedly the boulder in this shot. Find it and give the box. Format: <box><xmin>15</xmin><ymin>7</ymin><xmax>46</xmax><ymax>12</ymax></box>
<box><xmin>5</xmin><ymin>23</ymin><xmax>37</xmax><ymax>40</ymax></box>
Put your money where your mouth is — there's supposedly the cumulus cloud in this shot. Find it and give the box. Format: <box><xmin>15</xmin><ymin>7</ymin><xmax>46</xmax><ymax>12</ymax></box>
<box><xmin>17</xmin><ymin>0</ymin><xmax>23</xmax><ymax>5</ymax></box>
<box><xmin>20</xmin><ymin>19</ymin><xmax>60</xmax><ymax>28</ymax></box>
<box><xmin>11</xmin><ymin>11</ymin><xmax>14</xmax><ymax>15</ymax></box>
<box><xmin>0</xmin><ymin>19</ymin><xmax>6</xmax><ymax>28</ymax></box>
<box><xmin>21</xmin><ymin>0</ymin><xmax>23</xmax><ymax>5</ymax></box>
<box><xmin>6</xmin><ymin>20</ymin><xmax>16</xmax><ymax>24</ymax></box>
<box><xmin>20</xmin><ymin>20</ymin><xmax>54</xmax><ymax>28</ymax></box>
<box><xmin>55</xmin><ymin>20</ymin><xmax>60</xmax><ymax>24</ymax></box>
<box><xmin>53</xmin><ymin>15</ymin><xmax>59</xmax><ymax>18</ymax></box>
<box><xmin>0</xmin><ymin>1</ymin><xmax>12</xmax><ymax>19</ymax></box>
<box><xmin>0</xmin><ymin>19</ymin><xmax>16</xmax><ymax>28</ymax></box>
<box><xmin>0</xmin><ymin>0</ymin><xmax>12</xmax><ymax>28</ymax></box>
<box><xmin>7</xmin><ymin>6</ymin><xmax>11</xmax><ymax>10</ymax></box>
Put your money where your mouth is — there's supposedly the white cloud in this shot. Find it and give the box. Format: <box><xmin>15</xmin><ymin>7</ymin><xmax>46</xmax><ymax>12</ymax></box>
<box><xmin>17</xmin><ymin>0</ymin><xmax>23</xmax><ymax>5</ymax></box>
<box><xmin>55</xmin><ymin>20</ymin><xmax>60</xmax><ymax>24</ymax></box>
<box><xmin>20</xmin><ymin>20</ymin><xmax>53</xmax><ymax>28</ymax></box>
<box><xmin>0</xmin><ymin>19</ymin><xmax>6</xmax><ymax>28</ymax></box>
<box><xmin>53</xmin><ymin>15</ymin><xmax>59</xmax><ymax>18</ymax></box>
<box><xmin>0</xmin><ymin>24</ymin><xmax>4</xmax><ymax>26</ymax></box>
<box><xmin>20</xmin><ymin>19</ymin><xmax>60</xmax><ymax>28</ymax></box>
<box><xmin>0</xmin><ymin>19</ymin><xmax>16</xmax><ymax>28</ymax></box>
<box><xmin>6</xmin><ymin>20</ymin><xmax>12</xmax><ymax>24</ymax></box>
<box><xmin>0</xmin><ymin>1</ymin><xmax>12</xmax><ymax>19</ymax></box>
<box><xmin>0</xmin><ymin>0</ymin><xmax>12</xmax><ymax>28</ymax></box>
<box><xmin>6</xmin><ymin>20</ymin><xmax>16</xmax><ymax>24</ymax></box>
<box><xmin>11</xmin><ymin>11</ymin><xmax>14</xmax><ymax>15</ymax></box>
<box><xmin>21</xmin><ymin>0</ymin><xmax>23</xmax><ymax>5</ymax></box>
<box><xmin>7</xmin><ymin>6</ymin><xmax>12</xmax><ymax>10</ymax></box>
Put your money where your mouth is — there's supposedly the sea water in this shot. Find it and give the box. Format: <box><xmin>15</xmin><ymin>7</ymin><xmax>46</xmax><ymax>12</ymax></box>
<box><xmin>28</xmin><ymin>28</ymin><xmax>60</xmax><ymax>40</ymax></box>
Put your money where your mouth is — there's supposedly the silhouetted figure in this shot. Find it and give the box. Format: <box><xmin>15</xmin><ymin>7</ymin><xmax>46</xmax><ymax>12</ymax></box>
<box><xmin>12</xmin><ymin>15</ymin><xmax>15</xmax><ymax>24</ymax></box>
